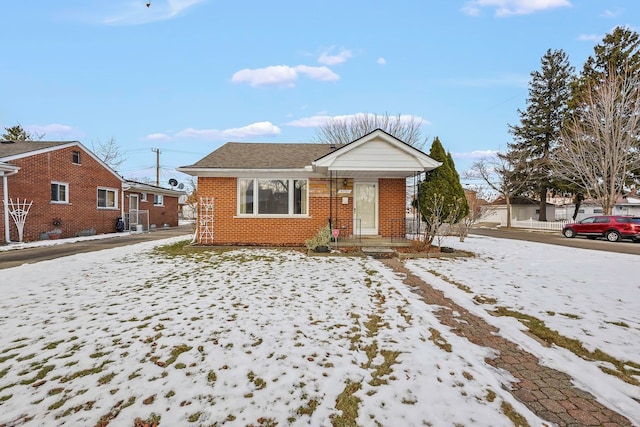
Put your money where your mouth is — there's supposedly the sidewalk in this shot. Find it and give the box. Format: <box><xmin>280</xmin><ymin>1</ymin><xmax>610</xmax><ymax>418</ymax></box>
<box><xmin>380</xmin><ymin>257</ymin><xmax>634</xmax><ymax>426</ymax></box>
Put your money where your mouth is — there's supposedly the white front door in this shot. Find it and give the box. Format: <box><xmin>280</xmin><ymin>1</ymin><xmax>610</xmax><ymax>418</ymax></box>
<box><xmin>130</xmin><ymin>195</ymin><xmax>139</xmax><ymax>227</ymax></box>
<box><xmin>354</xmin><ymin>182</ymin><xmax>378</xmax><ymax>235</ymax></box>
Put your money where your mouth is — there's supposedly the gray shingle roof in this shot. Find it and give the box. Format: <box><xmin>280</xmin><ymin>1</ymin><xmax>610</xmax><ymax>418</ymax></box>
<box><xmin>185</xmin><ymin>142</ymin><xmax>337</xmax><ymax>169</ymax></box>
<box><xmin>0</xmin><ymin>140</ymin><xmax>77</xmax><ymax>159</ymax></box>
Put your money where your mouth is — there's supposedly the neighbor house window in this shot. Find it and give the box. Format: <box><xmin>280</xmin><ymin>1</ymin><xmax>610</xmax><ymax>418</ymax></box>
<box><xmin>594</xmin><ymin>208</ymin><xmax>603</xmax><ymax>213</ymax></box>
<box><xmin>97</xmin><ymin>187</ymin><xmax>118</xmax><ymax>209</ymax></box>
<box><xmin>154</xmin><ymin>194</ymin><xmax>164</xmax><ymax>206</ymax></box>
<box><xmin>238</xmin><ymin>178</ymin><xmax>308</xmax><ymax>215</ymax></box>
<box><xmin>72</xmin><ymin>150</ymin><xmax>81</xmax><ymax>164</ymax></box>
<box><xmin>51</xmin><ymin>182</ymin><xmax>69</xmax><ymax>203</ymax></box>
<box><xmin>140</xmin><ymin>193</ymin><xmax>147</xmax><ymax>202</ymax></box>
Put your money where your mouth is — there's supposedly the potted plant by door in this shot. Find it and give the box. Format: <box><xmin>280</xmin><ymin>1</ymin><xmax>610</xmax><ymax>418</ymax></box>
<box><xmin>305</xmin><ymin>224</ymin><xmax>332</xmax><ymax>253</ymax></box>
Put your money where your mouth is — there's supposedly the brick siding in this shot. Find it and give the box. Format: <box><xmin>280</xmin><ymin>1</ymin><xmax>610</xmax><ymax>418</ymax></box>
<box><xmin>196</xmin><ymin>176</ymin><xmax>406</xmax><ymax>246</ymax></box>
<box><xmin>0</xmin><ymin>146</ymin><xmax>123</xmax><ymax>242</ymax></box>
<box><xmin>123</xmin><ymin>192</ymin><xmax>179</xmax><ymax>229</ymax></box>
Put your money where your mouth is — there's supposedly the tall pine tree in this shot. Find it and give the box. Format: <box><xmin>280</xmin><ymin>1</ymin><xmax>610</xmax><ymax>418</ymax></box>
<box><xmin>507</xmin><ymin>49</ymin><xmax>574</xmax><ymax>220</ymax></box>
<box><xmin>418</xmin><ymin>137</ymin><xmax>468</xmax><ymax>222</ymax></box>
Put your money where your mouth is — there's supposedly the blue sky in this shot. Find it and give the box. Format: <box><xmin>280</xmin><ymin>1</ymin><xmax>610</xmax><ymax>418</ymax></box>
<box><xmin>1</xmin><ymin>0</ymin><xmax>638</xmax><ymax>186</ymax></box>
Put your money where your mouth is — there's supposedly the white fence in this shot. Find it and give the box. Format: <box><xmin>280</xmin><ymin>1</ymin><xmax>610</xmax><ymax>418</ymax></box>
<box><xmin>509</xmin><ymin>218</ymin><xmax>569</xmax><ymax>231</ymax></box>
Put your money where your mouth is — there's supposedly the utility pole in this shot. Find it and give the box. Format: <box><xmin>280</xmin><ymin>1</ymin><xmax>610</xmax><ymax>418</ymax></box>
<box><xmin>152</xmin><ymin>148</ymin><xmax>161</xmax><ymax>186</ymax></box>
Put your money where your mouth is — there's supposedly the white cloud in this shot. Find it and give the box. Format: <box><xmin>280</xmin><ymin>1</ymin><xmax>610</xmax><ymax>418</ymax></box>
<box><xmin>377</xmin><ymin>57</ymin><xmax>387</xmax><ymax>65</ymax></box>
<box><xmin>145</xmin><ymin>133</ymin><xmax>172</xmax><ymax>141</ymax></box>
<box><xmin>578</xmin><ymin>33</ymin><xmax>602</xmax><ymax>42</ymax></box>
<box><xmin>452</xmin><ymin>149</ymin><xmax>498</xmax><ymax>159</ymax></box>
<box><xmin>232</xmin><ymin>65</ymin><xmax>298</xmax><ymax>87</ymax></box>
<box><xmin>600</xmin><ymin>8</ymin><xmax>623</xmax><ymax>18</ymax></box>
<box><xmin>232</xmin><ymin>65</ymin><xmax>339</xmax><ymax>87</ymax></box>
<box><xmin>221</xmin><ymin>121</ymin><xmax>282</xmax><ymax>139</ymax></box>
<box><xmin>462</xmin><ymin>0</ymin><xmax>571</xmax><ymax>17</ymax></box>
<box><xmin>318</xmin><ymin>48</ymin><xmax>353</xmax><ymax>65</ymax></box>
<box><xmin>285</xmin><ymin>115</ymin><xmax>334</xmax><ymax>128</ymax></box>
<box><xmin>286</xmin><ymin>113</ymin><xmax>429</xmax><ymax>128</ymax></box>
<box><xmin>145</xmin><ymin>122</ymin><xmax>281</xmax><ymax>141</ymax></box>
<box><xmin>294</xmin><ymin>65</ymin><xmax>339</xmax><ymax>81</ymax></box>
<box><xmin>102</xmin><ymin>0</ymin><xmax>206</xmax><ymax>26</ymax></box>
<box><xmin>27</xmin><ymin>123</ymin><xmax>75</xmax><ymax>137</ymax></box>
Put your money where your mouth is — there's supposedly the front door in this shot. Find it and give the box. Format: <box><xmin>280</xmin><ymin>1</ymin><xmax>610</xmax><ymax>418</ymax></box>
<box><xmin>354</xmin><ymin>182</ymin><xmax>378</xmax><ymax>235</ymax></box>
<box><xmin>129</xmin><ymin>195</ymin><xmax>139</xmax><ymax>228</ymax></box>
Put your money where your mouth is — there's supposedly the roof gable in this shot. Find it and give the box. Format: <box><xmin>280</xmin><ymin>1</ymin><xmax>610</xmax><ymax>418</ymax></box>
<box><xmin>0</xmin><ymin>140</ymin><xmax>76</xmax><ymax>159</ymax></box>
<box><xmin>0</xmin><ymin>140</ymin><xmax>123</xmax><ymax>182</ymax></box>
<box><xmin>313</xmin><ymin>129</ymin><xmax>441</xmax><ymax>176</ymax></box>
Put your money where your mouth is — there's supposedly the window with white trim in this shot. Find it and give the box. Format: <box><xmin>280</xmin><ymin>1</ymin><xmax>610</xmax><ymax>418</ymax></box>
<box><xmin>72</xmin><ymin>150</ymin><xmax>81</xmax><ymax>164</ymax></box>
<box><xmin>154</xmin><ymin>194</ymin><xmax>164</xmax><ymax>206</ymax></box>
<box><xmin>97</xmin><ymin>187</ymin><xmax>118</xmax><ymax>209</ymax></box>
<box><xmin>238</xmin><ymin>178</ymin><xmax>308</xmax><ymax>215</ymax></box>
<box><xmin>51</xmin><ymin>182</ymin><xmax>69</xmax><ymax>203</ymax></box>
<box><xmin>140</xmin><ymin>193</ymin><xmax>147</xmax><ymax>202</ymax></box>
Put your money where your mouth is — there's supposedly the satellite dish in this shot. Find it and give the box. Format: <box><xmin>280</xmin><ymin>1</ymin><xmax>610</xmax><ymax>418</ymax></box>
<box><xmin>168</xmin><ymin>178</ymin><xmax>178</xmax><ymax>187</ymax></box>
<box><xmin>177</xmin><ymin>183</ymin><xmax>185</xmax><ymax>190</ymax></box>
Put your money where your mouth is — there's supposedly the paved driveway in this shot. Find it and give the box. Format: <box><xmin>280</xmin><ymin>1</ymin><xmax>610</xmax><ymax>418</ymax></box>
<box><xmin>0</xmin><ymin>225</ymin><xmax>195</xmax><ymax>269</ymax></box>
<box><xmin>470</xmin><ymin>227</ymin><xmax>640</xmax><ymax>255</ymax></box>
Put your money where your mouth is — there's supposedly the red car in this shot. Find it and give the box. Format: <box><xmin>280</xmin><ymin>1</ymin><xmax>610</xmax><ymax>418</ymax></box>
<box><xmin>562</xmin><ymin>215</ymin><xmax>640</xmax><ymax>242</ymax></box>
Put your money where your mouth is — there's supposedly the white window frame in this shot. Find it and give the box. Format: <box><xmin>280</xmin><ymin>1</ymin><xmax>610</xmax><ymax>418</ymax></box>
<box><xmin>51</xmin><ymin>181</ymin><xmax>69</xmax><ymax>204</ymax></box>
<box><xmin>237</xmin><ymin>178</ymin><xmax>308</xmax><ymax>217</ymax></box>
<box><xmin>72</xmin><ymin>150</ymin><xmax>81</xmax><ymax>164</ymax></box>
<box><xmin>140</xmin><ymin>192</ymin><xmax>148</xmax><ymax>202</ymax></box>
<box><xmin>97</xmin><ymin>187</ymin><xmax>118</xmax><ymax>209</ymax></box>
<box><xmin>154</xmin><ymin>194</ymin><xmax>164</xmax><ymax>206</ymax></box>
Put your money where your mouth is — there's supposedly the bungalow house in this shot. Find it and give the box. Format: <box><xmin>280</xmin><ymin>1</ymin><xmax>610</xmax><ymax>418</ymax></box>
<box><xmin>122</xmin><ymin>180</ymin><xmax>184</xmax><ymax>231</ymax></box>
<box><xmin>0</xmin><ymin>140</ymin><xmax>183</xmax><ymax>243</ymax></box>
<box><xmin>480</xmin><ymin>196</ymin><xmax>556</xmax><ymax>226</ymax></box>
<box><xmin>177</xmin><ymin>129</ymin><xmax>441</xmax><ymax>246</ymax></box>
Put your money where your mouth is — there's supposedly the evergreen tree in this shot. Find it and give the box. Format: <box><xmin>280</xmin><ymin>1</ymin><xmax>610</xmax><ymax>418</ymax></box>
<box><xmin>1</xmin><ymin>124</ymin><xmax>42</xmax><ymax>141</ymax></box>
<box><xmin>577</xmin><ymin>26</ymin><xmax>640</xmax><ymax>88</ymax></box>
<box><xmin>418</xmin><ymin>137</ymin><xmax>468</xmax><ymax>223</ymax></box>
<box><xmin>446</xmin><ymin>152</ymin><xmax>469</xmax><ymax>218</ymax></box>
<box><xmin>507</xmin><ymin>49</ymin><xmax>574</xmax><ymax>221</ymax></box>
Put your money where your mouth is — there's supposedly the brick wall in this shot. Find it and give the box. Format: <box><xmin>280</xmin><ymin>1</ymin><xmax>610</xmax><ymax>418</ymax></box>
<box><xmin>195</xmin><ymin>176</ymin><xmax>407</xmax><ymax>245</ymax></box>
<box><xmin>0</xmin><ymin>146</ymin><xmax>123</xmax><ymax>242</ymax></box>
<box><xmin>124</xmin><ymin>192</ymin><xmax>180</xmax><ymax>229</ymax></box>
<box><xmin>379</xmin><ymin>178</ymin><xmax>407</xmax><ymax>237</ymax></box>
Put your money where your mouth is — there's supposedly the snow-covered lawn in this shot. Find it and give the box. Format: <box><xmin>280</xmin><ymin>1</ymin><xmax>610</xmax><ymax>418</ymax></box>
<box><xmin>0</xmin><ymin>234</ymin><xmax>638</xmax><ymax>426</ymax></box>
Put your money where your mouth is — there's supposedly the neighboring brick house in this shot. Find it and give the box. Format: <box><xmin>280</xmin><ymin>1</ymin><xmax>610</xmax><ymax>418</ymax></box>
<box><xmin>0</xmin><ymin>140</ymin><xmax>184</xmax><ymax>243</ymax></box>
<box><xmin>122</xmin><ymin>181</ymin><xmax>184</xmax><ymax>231</ymax></box>
<box><xmin>178</xmin><ymin>129</ymin><xmax>441</xmax><ymax>246</ymax></box>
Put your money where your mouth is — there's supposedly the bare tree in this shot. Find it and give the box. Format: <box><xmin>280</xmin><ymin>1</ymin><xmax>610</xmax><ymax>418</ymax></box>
<box><xmin>552</xmin><ymin>69</ymin><xmax>640</xmax><ymax>214</ymax></box>
<box><xmin>466</xmin><ymin>152</ymin><xmax>529</xmax><ymax>228</ymax></box>
<box><xmin>91</xmin><ymin>137</ymin><xmax>126</xmax><ymax>171</ymax></box>
<box><xmin>313</xmin><ymin>112</ymin><xmax>427</xmax><ymax>149</ymax></box>
<box><xmin>457</xmin><ymin>186</ymin><xmax>494</xmax><ymax>241</ymax></box>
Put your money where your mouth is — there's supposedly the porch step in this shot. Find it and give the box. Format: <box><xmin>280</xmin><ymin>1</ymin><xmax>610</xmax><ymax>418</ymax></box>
<box><xmin>361</xmin><ymin>247</ymin><xmax>396</xmax><ymax>259</ymax></box>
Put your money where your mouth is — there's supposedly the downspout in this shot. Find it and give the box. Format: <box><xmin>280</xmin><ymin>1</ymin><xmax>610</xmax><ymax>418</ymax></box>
<box><xmin>328</xmin><ymin>171</ymin><xmax>333</xmax><ymax>228</ymax></box>
<box><xmin>2</xmin><ymin>170</ymin><xmax>19</xmax><ymax>243</ymax></box>
<box><xmin>3</xmin><ymin>174</ymin><xmax>10</xmax><ymax>243</ymax></box>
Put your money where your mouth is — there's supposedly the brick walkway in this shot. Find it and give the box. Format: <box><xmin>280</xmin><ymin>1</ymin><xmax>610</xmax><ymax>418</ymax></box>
<box><xmin>380</xmin><ymin>258</ymin><xmax>634</xmax><ymax>427</ymax></box>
